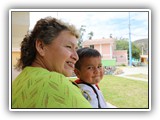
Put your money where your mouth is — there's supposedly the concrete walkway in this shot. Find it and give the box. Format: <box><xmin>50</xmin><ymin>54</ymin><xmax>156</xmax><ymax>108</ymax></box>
<box><xmin>115</xmin><ymin>65</ymin><xmax>148</xmax><ymax>82</ymax></box>
<box><xmin>115</xmin><ymin>75</ymin><xmax>148</xmax><ymax>82</ymax></box>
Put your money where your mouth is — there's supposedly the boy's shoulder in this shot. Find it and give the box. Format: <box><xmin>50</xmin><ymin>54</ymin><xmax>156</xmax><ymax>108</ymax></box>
<box><xmin>74</xmin><ymin>79</ymin><xmax>99</xmax><ymax>94</ymax></box>
<box><xmin>74</xmin><ymin>79</ymin><xmax>100</xmax><ymax>90</ymax></box>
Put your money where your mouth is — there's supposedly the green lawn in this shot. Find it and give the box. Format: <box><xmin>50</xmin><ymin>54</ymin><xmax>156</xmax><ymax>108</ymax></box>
<box><xmin>99</xmin><ymin>75</ymin><xmax>149</xmax><ymax>108</ymax></box>
<box><xmin>70</xmin><ymin>75</ymin><xmax>149</xmax><ymax>108</ymax></box>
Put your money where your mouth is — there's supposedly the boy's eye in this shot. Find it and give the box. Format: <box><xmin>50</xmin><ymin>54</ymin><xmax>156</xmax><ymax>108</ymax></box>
<box><xmin>98</xmin><ymin>65</ymin><xmax>102</xmax><ymax>68</ymax></box>
<box><xmin>87</xmin><ymin>65</ymin><xmax>102</xmax><ymax>70</ymax></box>
<box><xmin>88</xmin><ymin>66</ymin><xmax>94</xmax><ymax>70</ymax></box>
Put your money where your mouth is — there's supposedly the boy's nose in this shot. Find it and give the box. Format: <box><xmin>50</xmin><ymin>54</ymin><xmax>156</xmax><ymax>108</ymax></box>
<box><xmin>94</xmin><ymin>67</ymin><xmax>100</xmax><ymax>74</ymax></box>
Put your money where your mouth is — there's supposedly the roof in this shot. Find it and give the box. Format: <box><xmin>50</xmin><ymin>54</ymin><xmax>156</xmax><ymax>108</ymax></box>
<box><xmin>82</xmin><ymin>38</ymin><xmax>115</xmax><ymax>46</ymax></box>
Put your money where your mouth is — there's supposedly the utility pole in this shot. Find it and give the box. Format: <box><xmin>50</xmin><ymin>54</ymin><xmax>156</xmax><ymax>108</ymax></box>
<box><xmin>128</xmin><ymin>12</ymin><xmax>132</xmax><ymax>66</ymax></box>
<box><xmin>57</xmin><ymin>12</ymin><xmax>59</xmax><ymax>19</ymax></box>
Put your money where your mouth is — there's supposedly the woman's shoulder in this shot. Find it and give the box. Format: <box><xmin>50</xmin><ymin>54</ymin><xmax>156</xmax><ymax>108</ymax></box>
<box><xmin>24</xmin><ymin>66</ymin><xmax>66</xmax><ymax>77</ymax></box>
<box><xmin>13</xmin><ymin>66</ymin><xmax>67</xmax><ymax>84</ymax></box>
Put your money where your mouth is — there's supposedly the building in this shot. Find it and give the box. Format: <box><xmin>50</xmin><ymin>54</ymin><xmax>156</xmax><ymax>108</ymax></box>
<box><xmin>140</xmin><ymin>55</ymin><xmax>148</xmax><ymax>64</ymax></box>
<box><xmin>12</xmin><ymin>12</ymin><xmax>30</xmax><ymax>67</ymax></box>
<box><xmin>82</xmin><ymin>38</ymin><xmax>128</xmax><ymax>66</ymax></box>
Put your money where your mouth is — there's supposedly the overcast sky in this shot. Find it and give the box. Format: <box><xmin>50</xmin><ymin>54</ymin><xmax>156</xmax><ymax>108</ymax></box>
<box><xmin>29</xmin><ymin>10</ymin><xmax>149</xmax><ymax>41</ymax></box>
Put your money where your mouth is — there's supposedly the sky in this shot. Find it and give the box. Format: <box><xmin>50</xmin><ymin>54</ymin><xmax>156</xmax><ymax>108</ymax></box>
<box><xmin>29</xmin><ymin>10</ymin><xmax>149</xmax><ymax>41</ymax></box>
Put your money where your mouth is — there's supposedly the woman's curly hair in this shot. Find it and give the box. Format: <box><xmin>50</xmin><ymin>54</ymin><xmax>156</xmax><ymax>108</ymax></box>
<box><xmin>15</xmin><ymin>16</ymin><xmax>80</xmax><ymax>70</ymax></box>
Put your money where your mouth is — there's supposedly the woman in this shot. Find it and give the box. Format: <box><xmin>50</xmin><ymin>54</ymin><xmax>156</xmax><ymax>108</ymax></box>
<box><xmin>12</xmin><ymin>17</ymin><xmax>92</xmax><ymax>108</ymax></box>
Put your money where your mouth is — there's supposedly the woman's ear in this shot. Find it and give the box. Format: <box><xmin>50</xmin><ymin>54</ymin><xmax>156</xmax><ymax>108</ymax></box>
<box><xmin>74</xmin><ymin>68</ymin><xmax>80</xmax><ymax>78</ymax></box>
<box><xmin>35</xmin><ymin>39</ymin><xmax>45</xmax><ymax>56</ymax></box>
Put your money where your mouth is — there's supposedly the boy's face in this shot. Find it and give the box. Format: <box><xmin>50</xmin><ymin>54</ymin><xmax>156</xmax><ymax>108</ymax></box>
<box><xmin>75</xmin><ymin>56</ymin><xmax>104</xmax><ymax>84</ymax></box>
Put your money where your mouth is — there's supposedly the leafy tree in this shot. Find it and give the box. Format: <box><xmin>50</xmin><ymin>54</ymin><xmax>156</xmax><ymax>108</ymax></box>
<box><xmin>132</xmin><ymin>43</ymin><xmax>141</xmax><ymax>59</ymax></box>
<box><xmin>109</xmin><ymin>33</ymin><xmax>112</xmax><ymax>38</ymax></box>
<box><xmin>115</xmin><ymin>38</ymin><xmax>141</xmax><ymax>59</ymax></box>
<box><xmin>88</xmin><ymin>31</ymin><xmax>94</xmax><ymax>39</ymax></box>
<box><xmin>78</xmin><ymin>25</ymin><xmax>86</xmax><ymax>48</ymax></box>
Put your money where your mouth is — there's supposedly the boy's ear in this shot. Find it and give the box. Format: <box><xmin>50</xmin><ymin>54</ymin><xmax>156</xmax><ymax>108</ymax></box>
<box><xmin>35</xmin><ymin>39</ymin><xmax>46</xmax><ymax>56</ymax></box>
<box><xmin>74</xmin><ymin>68</ymin><xmax>80</xmax><ymax>78</ymax></box>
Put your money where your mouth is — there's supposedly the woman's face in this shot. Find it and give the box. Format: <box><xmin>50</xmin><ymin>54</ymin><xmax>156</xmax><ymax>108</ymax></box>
<box><xmin>42</xmin><ymin>30</ymin><xmax>79</xmax><ymax>77</ymax></box>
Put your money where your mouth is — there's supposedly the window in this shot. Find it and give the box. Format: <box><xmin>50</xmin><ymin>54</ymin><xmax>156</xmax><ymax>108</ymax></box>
<box><xmin>90</xmin><ymin>45</ymin><xmax>94</xmax><ymax>49</ymax></box>
<box><xmin>120</xmin><ymin>55</ymin><xmax>123</xmax><ymax>58</ymax></box>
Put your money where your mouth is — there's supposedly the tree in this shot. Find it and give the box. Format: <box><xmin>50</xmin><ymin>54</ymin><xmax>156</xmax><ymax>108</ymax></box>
<box><xmin>109</xmin><ymin>33</ymin><xmax>112</xmax><ymax>38</ymax></box>
<box><xmin>115</xmin><ymin>38</ymin><xmax>141</xmax><ymax>59</ymax></box>
<box><xmin>132</xmin><ymin>43</ymin><xmax>141</xmax><ymax>59</ymax></box>
<box><xmin>78</xmin><ymin>25</ymin><xmax>86</xmax><ymax>48</ymax></box>
<box><xmin>88</xmin><ymin>31</ymin><xmax>94</xmax><ymax>40</ymax></box>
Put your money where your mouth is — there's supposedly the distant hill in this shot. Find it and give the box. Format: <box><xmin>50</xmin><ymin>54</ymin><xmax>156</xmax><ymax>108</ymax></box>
<box><xmin>134</xmin><ymin>38</ymin><xmax>148</xmax><ymax>55</ymax></box>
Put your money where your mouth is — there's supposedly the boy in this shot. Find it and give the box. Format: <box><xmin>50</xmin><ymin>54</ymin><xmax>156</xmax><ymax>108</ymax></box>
<box><xmin>74</xmin><ymin>47</ymin><xmax>107</xmax><ymax>108</ymax></box>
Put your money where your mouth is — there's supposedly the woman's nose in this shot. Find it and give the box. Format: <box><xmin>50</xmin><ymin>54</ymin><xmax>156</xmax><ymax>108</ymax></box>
<box><xmin>71</xmin><ymin>51</ymin><xmax>79</xmax><ymax>62</ymax></box>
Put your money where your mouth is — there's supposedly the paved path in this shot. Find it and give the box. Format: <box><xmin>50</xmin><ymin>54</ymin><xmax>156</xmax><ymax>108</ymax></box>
<box><xmin>116</xmin><ymin>75</ymin><xmax>148</xmax><ymax>82</ymax></box>
<box><xmin>115</xmin><ymin>65</ymin><xmax>148</xmax><ymax>82</ymax></box>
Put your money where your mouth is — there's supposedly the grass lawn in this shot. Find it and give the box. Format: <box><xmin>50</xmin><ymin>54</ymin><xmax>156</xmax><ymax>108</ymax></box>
<box><xmin>99</xmin><ymin>75</ymin><xmax>149</xmax><ymax>108</ymax></box>
<box><xmin>70</xmin><ymin>75</ymin><xmax>149</xmax><ymax>108</ymax></box>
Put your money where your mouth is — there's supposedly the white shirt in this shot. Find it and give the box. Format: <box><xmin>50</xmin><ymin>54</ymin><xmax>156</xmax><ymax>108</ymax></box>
<box><xmin>77</xmin><ymin>84</ymin><xmax>107</xmax><ymax>108</ymax></box>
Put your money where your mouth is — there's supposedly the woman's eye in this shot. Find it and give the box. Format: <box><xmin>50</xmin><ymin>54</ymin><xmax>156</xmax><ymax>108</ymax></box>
<box><xmin>75</xmin><ymin>47</ymin><xmax>78</xmax><ymax>50</ymax></box>
<box><xmin>66</xmin><ymin>46</ymin><xmax>72</xmax><ymax>48</ymax></box>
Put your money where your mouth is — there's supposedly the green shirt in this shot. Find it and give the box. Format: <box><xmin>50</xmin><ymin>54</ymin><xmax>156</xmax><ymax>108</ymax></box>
<box><xmin>12</xmin><ymin>67</ymin><xmax>92</xmax><ymax>108</ymax></box>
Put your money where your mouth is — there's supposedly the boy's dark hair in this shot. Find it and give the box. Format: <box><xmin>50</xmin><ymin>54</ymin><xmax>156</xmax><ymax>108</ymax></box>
<box><xmin>75</xmin><ymin>47</ymin><xmax>101</xmax><ymax>70</ymax></box>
